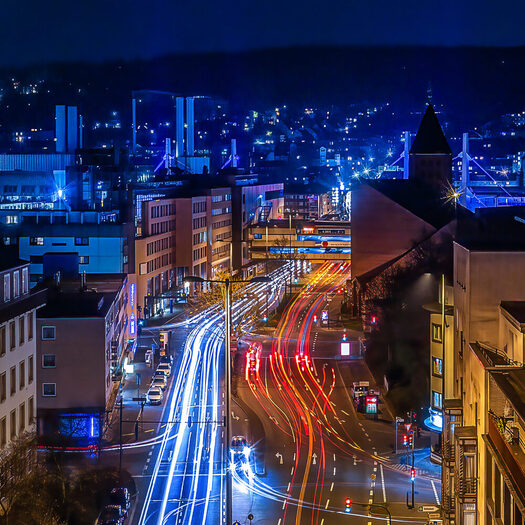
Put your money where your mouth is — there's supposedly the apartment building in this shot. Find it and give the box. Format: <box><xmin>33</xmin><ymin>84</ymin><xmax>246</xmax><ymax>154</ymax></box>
<box><xmin>0</xmin><ymin>258</ymin><xmax>46</xmax><ymax>448</ymax></box>
<box><xmin>440</xmin><ymin>208</ymin><xmax>525</xmax><ymax>525</ymax></box>
<box><xmin>36</xmin><ymin>274</ymin><xmax>133</xmax><ymax>445</ymax></box>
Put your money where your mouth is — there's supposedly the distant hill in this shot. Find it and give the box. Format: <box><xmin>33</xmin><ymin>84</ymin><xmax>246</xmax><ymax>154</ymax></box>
<box><xmin>2</xmin><ymin>46</ymin><xmax>525</xmax><ymax>126</ymax></box>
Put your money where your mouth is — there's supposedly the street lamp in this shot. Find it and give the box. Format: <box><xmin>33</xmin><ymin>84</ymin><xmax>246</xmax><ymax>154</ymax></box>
<box><xmin>183</xmin><ymin>273</ymin><xmax>271</xmax><ymax>525</ymax></box>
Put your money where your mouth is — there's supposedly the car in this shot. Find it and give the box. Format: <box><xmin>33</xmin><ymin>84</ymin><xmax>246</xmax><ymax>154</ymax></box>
<box><xmin>147</xmin><ymin>386</ymin><xmax>163</xmax><ymax>405</ymax></box>
<box><xmin>153</xmin><ymin>369</ymin><xmax>167</xmax><ymax>379</ymax></box>
<box><xmin>160</xmin><ymin>354</ymin><xmax>173</xmax><ymax>365</ymax></box>
<box><xmin>151</xmin><ymin>375</ymin><xmax>167</xmax><ymax>390</ymax></box>
<box><xmin>157</xmin><ymin>363</ymin><xmax>171</xmax><ymax>377</ymax></box>
<box><xmin>109</xmin><ymin>487</ymin><xmax>131</xmax><ymax>517</ymax></box>
<box><xmin>95</xmin><ymin>504</ymin><xmax>125</xmax><ymax>525</ymax></box>
<box><xmin>230</xmin><ymin>435</ymin><xmax>249</xmax><ymax>458</ymax></box>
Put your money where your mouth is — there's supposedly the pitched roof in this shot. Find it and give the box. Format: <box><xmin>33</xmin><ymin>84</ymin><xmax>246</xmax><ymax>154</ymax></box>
<box><xmin>410</xmin><ymin>104</ymin><xmax>452</xmax><ymax>155</ymax></box>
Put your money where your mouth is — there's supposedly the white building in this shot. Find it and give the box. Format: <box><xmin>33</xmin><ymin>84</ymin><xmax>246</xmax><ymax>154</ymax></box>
<box><xmin>0</xmin><ymin>258</ymin><xmax>46</xmax><ymax>447</ymax></box>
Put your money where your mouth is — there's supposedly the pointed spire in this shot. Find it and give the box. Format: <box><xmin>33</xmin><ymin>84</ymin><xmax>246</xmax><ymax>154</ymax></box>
<box><xmin>410</xmin><ymin>104</ymin><xmax>451</xmax><ymax>155</ymax></box>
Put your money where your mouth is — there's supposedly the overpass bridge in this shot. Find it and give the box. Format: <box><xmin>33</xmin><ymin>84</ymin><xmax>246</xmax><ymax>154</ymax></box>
<box><xmin>248</xmin><ymin>219</ymin><xmax>351</xmax><ymax>262</ymax></box>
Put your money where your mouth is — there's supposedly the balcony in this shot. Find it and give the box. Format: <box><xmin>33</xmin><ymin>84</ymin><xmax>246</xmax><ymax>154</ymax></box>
<box><xmin>487</xmin><ymin>414</ymin><xmax>525</xmax><ymax>503</ymax></box>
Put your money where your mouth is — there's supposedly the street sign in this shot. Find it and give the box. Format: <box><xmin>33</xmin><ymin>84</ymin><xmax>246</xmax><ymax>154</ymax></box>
<box><xmin>366</xmin><ymin>396</ymin><xmax>378</xmax><ymax>414</ymax></box>
<box><xmin>418</xmin><ymin>505</ymin><xmax>440</xmax><ymax>512</ymax></box>
<box><xmin>340</xmin><ymin>342</ymin><xmax>350</xmax><ymax>356</ymax></box>
<box><xmin>404</xmin><ymin>423</ymin><xmax>412</xmax><ymax>432</ymax></box>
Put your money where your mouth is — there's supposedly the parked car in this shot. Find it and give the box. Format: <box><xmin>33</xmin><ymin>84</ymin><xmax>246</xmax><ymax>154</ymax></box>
<box><xmin>109</xmin><ymin>487</ymin><xmax>131</xmax><ymax>517</ymax></box>
<box><xmin>147</xmin><ymin>387</ymin><xmax>163</xmax><ymax>405</ymax></box>
<box><xmin>95</xmin><ymin>504</ymin><xmax>125</xmax><ymax>525</ymax></box>
<box><xmin>151</xmin><ymin>376</ymin><xmax>167</xmax><ymax>391</ymax></box>
<box><xmin>157</xmin><ymin>363</ymin><xmax>171</xmax><ymax>377</ymax></box>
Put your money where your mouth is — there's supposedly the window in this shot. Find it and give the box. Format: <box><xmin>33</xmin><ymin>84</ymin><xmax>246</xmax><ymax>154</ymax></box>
<box><xmin>19</xmin><ymin>361</ymin><xmax>25</xmax><ymax>390</ymax></box>
<box><xmin>432</xmin><ymin>323</ymin><xmax>443</xmax><ymax>343</ymax></box>
<box><xmin>28</xmin><ymin>396</ymin><xmax>34</xmax><ymax>425</ymax></box>
<box><xmin>0</xmin><ymin>372</ymin><xmax>5</xmax><ymax>403</ymax></box>
<box><xmin>28</xmin><ymin>355</ymin><xmax>33</xmax><ymax>383</ymax></box>
<box><xmin>75</xmin><ymin>237</ymin><xmax>89</xmax><ymax>246</ymax></box>
<box><xmin>13</xmin><ymin>272</ymin><xmax>19</xmax><ymax>298</ymax></box>
<box><xmin>4</xmin><ymin>274</ymin><xmax>10</xmax><ymax>302</ymax></box>
<box><xmin>18</xmin><ymin>316</ymin><xmax>24</xmax><ymax>345</ymax></box>
<box><xmin>41</xmin><ymin>326</ymin><xmax>56</xmax><ymax>340</ymax></box>
<box><xmin>29</xmin><ymin>237</ymin><xmax>44</xmax><ymax>246</ymax></box>
<box><xmin>9</xmin><ymin>321</ymin><xmax>15</xmax><ymax>349</ymax></box>
<box><xmin>432</xmin><ymin>391</ymin><xmax>443</xmax><ymax>409</ymax></box>
<box><xmin>432</xmin><ymin>357</ymin><xmax>443</xmax><ymax>376</ymax></box>
<box><xmin>22</xmin><ymin>267</ymin><xmax>28</xmax><ymax>294</ymax></box>
<box><xmin>19</xmin><ymin>403</ymin><xmax>25</xmax><ymax>432</ymax></box>
<box><xmin>6</xmin><ymin>215</ymin><xmax>18</xmax><ymax>225</ymax></box>
<box><xmin>0</xmin><ymin>417</ymin><xmax>5</xmax><ymax>447</ymax></box>
<box><xmin>10</xmin><ymin>410</ymin><xmax>16</xmax><ymax>438</ymax></box>
<box><xmin>28</xmin><ymin>312</ymin><xmax>33</xmax><ymax>340</ymax></box>
<box><xmin>42</xmin><ymin>383</ymin><xmax>56</xmax><ymax>397</ymax></box>
<box><xmin>79</xmin><ymin>256</ymin><xmax>89</xmax><ymax>264</ymax></box>
<box><xmin>42</xmin><ymin>354</ymin><xmax>56</xmax><ymax>368</ymax></box>
<box><xmin>10</xmin><ymin>366</ymin><xmax>16</xmax><ymax>395</ymax></box>
<box><xmin>0</xmin><ymin>326</ymin><xmax>5</xmax><ymax>357</ymax></box>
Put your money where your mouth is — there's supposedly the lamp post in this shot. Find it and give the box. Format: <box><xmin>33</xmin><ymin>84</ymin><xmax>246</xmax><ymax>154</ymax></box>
<box><xmin>183</xmin><ymin>274</ymin><xmax>271</xmax><ymax>525</ymax></box>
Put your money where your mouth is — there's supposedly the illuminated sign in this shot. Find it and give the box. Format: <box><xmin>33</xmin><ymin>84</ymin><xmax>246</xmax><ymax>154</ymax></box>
<box><xmin>321</xmin><ymin>310</ymin><xmax>328</xmax><ymax>321</ymax></box>
<box><xmin>340</xmin><ymin>342</ymin><xmax>350</xmax><ymax>356</ymax></box>
<box><xmin>366</xmin><ymin>396</ymin><xmax>378</xmax><ymax>414</ymax></box>
<box><xmin>129</xmin><ymin>314</ymin><xmax>136</xmax><ymax>336</ymax></box>
<box><xmin>130</xmin><ymin>283</ymin><xmax>136</xmax><ymax>309</ymax></box>
<box><xmin>302</xmin><ymin>227</ymin><xmax>315</xmax><ymax>234</ymax></box>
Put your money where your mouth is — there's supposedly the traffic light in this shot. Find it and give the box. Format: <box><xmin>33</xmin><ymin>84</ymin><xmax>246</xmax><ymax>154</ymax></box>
<box><xmin>410</xmin><ymin>468</ymin><xmax>416</xmax><ymax>482</ymax></box>
<box><xmin>342</xmin><ymin>332</ymin><xmax>347</xmax><ymax>341</ymax></box>
<box><xmin>344</xmin><ymin>497</ymin><xmax>352</xmax><ymax>512</ymax></box>
<box><xmin>402</xmin><ymin>434</ymin><xmax>408</xmax><ymax>446</ymax></box>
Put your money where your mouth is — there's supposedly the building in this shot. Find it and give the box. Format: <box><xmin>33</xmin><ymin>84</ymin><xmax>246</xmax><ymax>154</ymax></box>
<box><xmin>0</xmin><ymin>210</ymin><xmax>133</xmax><ymax>285</ymax></box>
<box><xmin>36</xmin><ymin>274</ymin><xmax>133</xmax><ymax>446</ymax></box>
<box><xmin>0</xmin><ymin>257</ymin><xmax>46</xmax><ymax>448</ymax></box>
<box><xmin>439</xmin><ymin>207</ymin><xmax>525</xmax><ymax>525</ymax></box>
<box><xmin>351</xmin><ymin>104</ymin><xmax>456</xmax><ymax>279</ymax></box>
<box><xmin>134</xmin><ymin>197</ymin><xmax>177</xmax><ymax>317</ymax></box>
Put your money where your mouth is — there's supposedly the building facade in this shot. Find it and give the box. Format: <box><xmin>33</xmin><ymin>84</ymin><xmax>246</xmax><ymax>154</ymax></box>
<box><xmin>0</xmin><ymin>261</ymin><xmax>45</xmax><ymax>448</ymax></box>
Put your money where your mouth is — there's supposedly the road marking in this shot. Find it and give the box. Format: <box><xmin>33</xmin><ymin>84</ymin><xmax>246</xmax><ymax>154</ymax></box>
<box><xmin>325</xmin><ymin>499</ymin><xmax>330</xmax><ymax>509</ymax></box>
<box><xmin>369</xmin><ymin>489</ymin><xmax>373</xmax><ymax>496</ymax></box>
<box><xmin>333</xmin><ymin>467</ymin><xmax>336</xmax><ymax>476</ymax></box>
<box><xmin>373</xmin><ymin>467</ymin><xmax>377</xmax><ymax>472</ymax></box>
<box><xmin>282</xmin><ymin>501</ymin><xmax>286</xmax><ymax>510</ymax></box>
<box><xmin>291</xmin><ymin>467</ymin><xmax>294</xmax><ymax>475</ymax></box>
<box><xmin>431</xmin><ymin>480</ymin><xmax>441</xmax><ymax>504</ymax></box>
<box><xmin>287</xmin><ymin>482</ymin><xmax>291</xmax><ymax>492</ymax></box>
<box><xmin>278</xmin><ymin>520</ymin><xmax>282</xmax><ymax>525</ymax></box>
<box><xmin>333</xmin><ymin>453</ymin><xmax>336</xmax><ymax>461</ymax></box>
<box><xmin>374</xmin><ymin>461</ymin><xmax>377</xmax><ymax>465</ymax></box>
<box><xmin>380</xmin><ymin>464</ymin><xmax>387</xmax><ymax>503</ymax></box>
<box><xmin>320</xmin><ymin>520</ymin><xmax>324</xmax><ymax>525</ymax></box>
<box><xmin>330</xmin><ymin>482</ymin><xmax>334</xmax><ymax>492</ymax></box>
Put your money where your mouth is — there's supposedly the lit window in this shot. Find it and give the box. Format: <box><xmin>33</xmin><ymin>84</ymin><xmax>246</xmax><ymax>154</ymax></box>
<box><xmin>432</xmin><ymin>391</ymin><xmax>443</xmax><ymax>409</ymax></box>
<box><xmin>432</xmin><ymin>357</ymin><xmax>443</xmax><ymax>376</ymax></box>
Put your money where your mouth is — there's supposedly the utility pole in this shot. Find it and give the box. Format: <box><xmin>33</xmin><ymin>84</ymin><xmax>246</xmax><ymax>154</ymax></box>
<box><xmin>411</xmin><ymin>424</ymin><xmax>415</xmax><ymax>508</ymax></box>
<box><xmin>225</xmin><ymin>278</ymin><xmax>232</xmax><ymax>525</ymax></box>
<box><xmin>119</xmin><ymin>397</ymin><xmax>123</xmax><ymax>477</ymax></box>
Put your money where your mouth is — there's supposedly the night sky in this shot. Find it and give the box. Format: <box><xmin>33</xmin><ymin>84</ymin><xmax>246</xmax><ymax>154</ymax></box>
<box><xmin>2</xmin><ymin>0</ymin><xmax>524</xmax><ymax>66</ymax></box>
